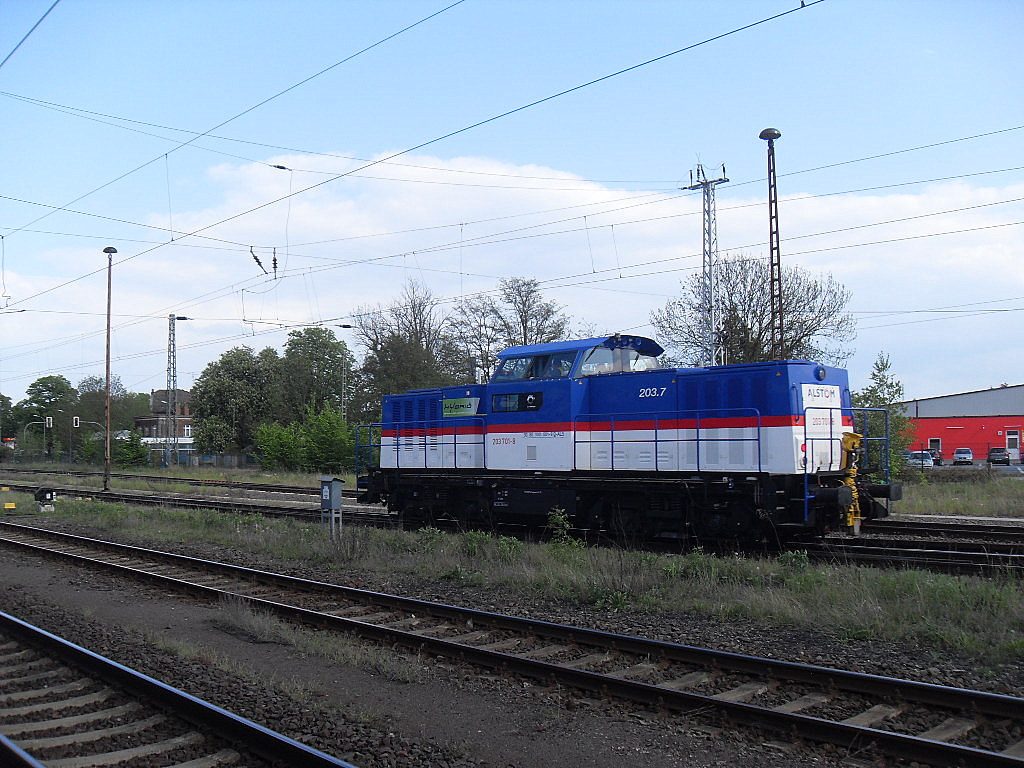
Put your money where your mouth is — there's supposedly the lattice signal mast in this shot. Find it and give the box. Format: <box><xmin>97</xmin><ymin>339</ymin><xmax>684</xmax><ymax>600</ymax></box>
<box><xmin>166</xmin><ymin>314</ymin><xmax>189</xmax><ymax>465</ymax></box>
<box><xmin>759</xmin><ymin>128</ymin><xmax>783</xmax><ymax>360</ymax></box>
<box><xmin>685</xmin><ymin>164</ymin><xmax>729</xmax><ymax>366</ymax></box>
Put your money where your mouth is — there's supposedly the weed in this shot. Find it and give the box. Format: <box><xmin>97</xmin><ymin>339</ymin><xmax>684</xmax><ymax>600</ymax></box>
<box><xmin>495</xmin><ymin>535</ymin><xmax>523</xmax><ymax>563</ymax></box>
<box><xmin>16</xmin><ymin>471</ymin><xmax>1024</xmax><ymax>665</ymax></box>
<box><xmin>777</xmin><ymin>549</ymin><xmax>810</xmax><ymax>570</ymax></box>
<box><xmin>439</xmin><ymin>564</ymin><xmax>484</xmax><ymax>585</ymax></box>
<box><xmin>593</xmin><ymin>589</ymin><xmax>631</xmax><ymax>612</ymax></box>
<box><xmin>458</xmin><ymin>529</ymin><xmax>493</xmax><ymax>558</ymax></box>
<box><xmin>416</xmin><ymin>526</ymin><xmax>446</xmax><ymax>552</ymax></box>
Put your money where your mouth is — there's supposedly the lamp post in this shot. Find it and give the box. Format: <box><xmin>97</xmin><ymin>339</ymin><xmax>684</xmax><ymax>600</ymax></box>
<box><xmin>759</xmin><ymin>127</ymin><xmax>783</xmax><ymax>360</ymax></box>
<box><xmin>103</xmin><ymin>246</ymin><xmax>116</xmax><ymax>491</ymax></box>
<box><xmin>22</xmin><ymin>418</ymin><xmax>42</xmax><ymax>462</ymax></box>
<box><xmin>335</xmin><ymin>323</ymin><xmax>354</xmax><ymax>422</ymax></box>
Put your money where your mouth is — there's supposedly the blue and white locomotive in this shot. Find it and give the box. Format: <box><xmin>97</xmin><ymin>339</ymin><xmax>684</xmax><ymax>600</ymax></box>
<box><xmin>357</xmin><ymin>334</ymin><xmax>899</xmax><ymax>542</ymax></box>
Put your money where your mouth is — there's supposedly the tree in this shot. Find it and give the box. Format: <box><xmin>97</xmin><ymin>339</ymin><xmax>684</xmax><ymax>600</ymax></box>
<box><xmin>113</xmin><ymin>430</ymin><xmax>150</xmax><ymax>468</ymax></box>
<box><xmin>300</xmin><ymin>403</ymin><xmax>352</xmax><ymax>473</ymax></box>
<box><xmin>190</xmin><ymin>347</ymin><xmax>280</xmax><ymax>452</ymax></box>
<box><xmin>75</xmin><ymin>375</ymin><xmax>148</xmax><ymax>434</ymax></box>
<box><xmin>255</xmin><ymin>405</ymin><xmax>353</xmax><ymax>473</ymax></box>
<box><xmin>450</xmin><ymin>277</ymin><xmax>569</xmax><ymax>382</ymax></box>
<box><xmin>0</xmin><ymin>392</ymin><xmax>11</xmax><ymax>440</ymax></box>
<box><xmin>13</xmin><ymin>375</ymin><xmax>77</xmax><ymax>458</ymax></box>
<box><xmin>279</xmin><ymin>327</ymin><xmax>356</xmax><ymax>423</ymax></box>
<box><xmin>356</xmin><ymin>279</ymin><xmax>451</xmax><ymax>360</ymax></box>
<box><xmin>255</xmin><ymin>421</ymin><xmax>303</xmax><ymax>471</ymax></box>
<box><xmin>0</xmin><ymin>392</ymin><xmax>11</xmax><ymax>462</ymax></box>
<box><xmin>353</xmin><ymin>279</ymin><xmax>460</xmax><ymax>420</ymax></box>
<box><xmin>493</xmin><ymin>277</ymin><xmax>569</xmax><ymax>347</ymax></box>
<box><xmin>651</xmin><ymin>255</ymin><xmax>856</xmax><ymax>366</ymax></box>
<box><xmin>349</xmin><ymin>334</ymin><xmax>455</xmax><ymax>425</ymax></box>
<box><xmin>192</xmin><ymin>416</ymin><xmax>234</xmax><ymax>455</ymax></box>
<box><xmin>852</xmin><ymin>353</ymin><xmax>913</xmax><ymax>476</ymax></box>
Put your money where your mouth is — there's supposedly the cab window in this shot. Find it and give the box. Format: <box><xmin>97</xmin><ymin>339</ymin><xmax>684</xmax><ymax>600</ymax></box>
<box><xmin>578</xmin><ymin>345</ymin><xmax>661</xmax><ymax>377</ymax></box>
<box><xmin>491</xmin><ymin>352</ymin><xmax>576</xmax><ymax>382</ymax></box>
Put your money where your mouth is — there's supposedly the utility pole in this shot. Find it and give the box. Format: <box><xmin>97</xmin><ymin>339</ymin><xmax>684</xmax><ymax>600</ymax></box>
<box><xmin>759</xmin><ymin>128</ymin><xmax>784</xmax><ymax>360</ymax></box>
<box><xmin>685</xmin><ymin>164</ymin><xmax>729</xmax><ymax>366</ymax></box>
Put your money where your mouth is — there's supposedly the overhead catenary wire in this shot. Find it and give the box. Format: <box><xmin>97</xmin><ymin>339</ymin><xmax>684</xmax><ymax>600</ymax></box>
<box><xmin>3</xmin><ymin>194</ymin><xmax>1021</xmax><ymax>376</ymax></box>
<box><xmin>0</xmin><ymin>0</ymin><xmax>61</xmax><ymax>72</ymax></box>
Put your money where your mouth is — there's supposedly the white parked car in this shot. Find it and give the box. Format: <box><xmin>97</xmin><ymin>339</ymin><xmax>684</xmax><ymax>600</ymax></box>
<box><xmin>952</xmin><ymin>447</ymin><xmax>974</xmax><ymax>465</ymax></box>
<box><xmin>908</xmin><ymin>450</ymin><xmax>934</xmax><ymax>468</ymax></box>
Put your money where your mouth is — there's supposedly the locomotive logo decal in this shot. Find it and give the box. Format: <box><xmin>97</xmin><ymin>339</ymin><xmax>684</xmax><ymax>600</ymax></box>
<box><xmin>442</xmin><ymin>397</ymin><xmax>480</xmax><ymax>418</ymax></box>
<box><xmin>801</xmin><ymin>384</ymin><xmax>840</xmax><ymax>408</ymax></box>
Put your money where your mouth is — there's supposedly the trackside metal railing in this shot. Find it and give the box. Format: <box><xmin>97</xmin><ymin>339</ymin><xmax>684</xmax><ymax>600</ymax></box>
<box><xmin>801</xmin><ymin>405</ymin><xmax>891</xmax><ymax>521</ymax></box>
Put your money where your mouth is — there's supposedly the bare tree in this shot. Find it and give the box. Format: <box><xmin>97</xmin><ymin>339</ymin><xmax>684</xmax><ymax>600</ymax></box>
<box><xmin>494</xmin><ymin>277</ymin><xmax>569</xmax><ymax>347</ymax></box>
<box><xmin>355</xmin><ymin>278</ymin><xmax>451</xmax><ymax>358</ymax></box>
<box><xmin>353</xmin><ymin>279</ymin><xmax>461</xmax><ymax>407</ymax></box>
<box><xmin>651</xmin><ymin>254</ymin><xmax>856</xmax><ymax>366</ymax></box>
<box><xmin>450</xmin><ymin>277</ymin><xmax>570</xmax><ymax>382</ymax></box>
<box><xmin>448</xmin><ymin>293</ymin><xmax>504</xmax><ymax>383</ymax></box>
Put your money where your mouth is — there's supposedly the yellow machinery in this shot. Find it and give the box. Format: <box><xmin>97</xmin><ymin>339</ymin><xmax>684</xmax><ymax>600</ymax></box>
<box><xmin>840</xmin><ymin>432</ymin><xmax>863</xmax><ymax>533</ymax></box>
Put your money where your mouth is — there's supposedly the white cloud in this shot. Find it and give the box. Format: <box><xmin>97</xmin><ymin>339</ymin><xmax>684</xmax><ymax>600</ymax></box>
<box><xmin>2</xmin><ymin>153</ymin><xmax>1023</xmax><ymax>403</ymax></box>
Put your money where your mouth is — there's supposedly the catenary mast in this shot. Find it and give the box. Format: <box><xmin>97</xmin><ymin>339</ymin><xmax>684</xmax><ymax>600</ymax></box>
<box><xmin>685</xmin><ymin>164</ymin><xmax>729</xmax><ymax>366</ymax></box>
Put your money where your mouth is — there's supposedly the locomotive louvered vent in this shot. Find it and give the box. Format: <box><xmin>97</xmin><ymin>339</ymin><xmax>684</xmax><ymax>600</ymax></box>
<box><xmin>683</xmin><ymin>381</ymin><xmax>698</xmax><ymax>411</ymax></box>
<box><xmin>417</xmin><ymin>398</ymin><xmax>427</xmax><ymax>423</ymax></box>
<box><xmin>402</xmin><ymin>400</ymin><xmax>413</xmax><ymax>423</ymax></box>
<box><xmin>704</xmin><ymin>379</ymin><xmax>719</xmax><ymax>411</ymax></box>
<box><xmin>728</xmin><ymin>377</ymin><xmax>743</xmax><ymax>409</ymax></box>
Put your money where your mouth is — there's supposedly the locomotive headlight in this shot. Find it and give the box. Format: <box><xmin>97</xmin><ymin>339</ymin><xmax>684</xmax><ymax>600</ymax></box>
<box><xmin>814</xmin><ymin>365</ymin><xmax>826</xmax><ymax>381</ymax></box>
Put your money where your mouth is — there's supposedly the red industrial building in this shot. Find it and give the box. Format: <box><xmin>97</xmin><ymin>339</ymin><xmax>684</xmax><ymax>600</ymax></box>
<box><xmin>903</xmin><ymin>384</ymin><xmax>1024</xmax><ymax>463</ymax></box>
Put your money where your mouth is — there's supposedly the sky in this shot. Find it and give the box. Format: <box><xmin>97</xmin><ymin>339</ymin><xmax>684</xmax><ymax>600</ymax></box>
<box><xmin>0</xmin><ymin>0</ymin><xmax>1022</xmax><ymax>407</ymax></box>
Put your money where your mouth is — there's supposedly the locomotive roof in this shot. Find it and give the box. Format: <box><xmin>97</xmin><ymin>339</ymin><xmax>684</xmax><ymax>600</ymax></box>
<box><xmin>496</xmin><ymin>334</ymin><xmax>664</xmax><ymax>359</ymax></box>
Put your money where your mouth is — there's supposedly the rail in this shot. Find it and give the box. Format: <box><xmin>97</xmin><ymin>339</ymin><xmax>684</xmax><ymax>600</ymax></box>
<box><xmin>0</xmin><ymin>609</ymin><xmax>354</xmax><ymax>767</ymax></box>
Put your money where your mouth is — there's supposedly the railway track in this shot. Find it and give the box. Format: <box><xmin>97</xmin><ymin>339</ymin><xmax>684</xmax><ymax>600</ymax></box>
<box><xmin>0</xmin><ymin>609</ymin><xmax>353</xmax><ymax>767</ymax></box>
<box><xmin>0</xmin><ymin>481</ymin><xmax>397</xmax><ymax>527</ymax></box>
<box><xmin>863</xmin><ymin>518</ymin><xmax>1024</xmax><ymax>542</ymax></box>
<box><xmin>2</xmin><ymin>521</ymin><xmax>1023</xmax><ymax>767</ymax></box>
<box><xmin>5</xmin><ymin>480</ymin><xmax>1023</xmax><ymax>576</ymax></box>
<box><xmin>810</xmin><ymin>539</ymin><xmax>1024</xmax><ymax>576</ymax></box>
<box><xmin>0</xmin><ymin>466</ymin><xmax>341</xmax><ymax>498</ymax></box>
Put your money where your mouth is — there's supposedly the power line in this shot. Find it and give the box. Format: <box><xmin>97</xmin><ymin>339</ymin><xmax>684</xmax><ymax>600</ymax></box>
<box><xmin>0</xmin><ymin>0</ymin><xmax>61</xmax><ymax>71</ymax></box>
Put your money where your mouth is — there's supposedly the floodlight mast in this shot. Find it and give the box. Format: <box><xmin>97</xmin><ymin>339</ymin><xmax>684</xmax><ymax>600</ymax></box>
<box><xmin>102</xmin><ymin>246</ymin><xmax>116</xmax><ymax>491</ymax></box>
<box><xmin>759</xmin><ymin>128</ymin><xmax>783</xmax><ymax>360</ymax></box>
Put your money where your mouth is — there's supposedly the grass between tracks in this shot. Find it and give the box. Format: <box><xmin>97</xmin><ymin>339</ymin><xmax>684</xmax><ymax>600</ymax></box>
<box><xmin>897</xmin><ymin>471</ymin><xmax>1024</xmax><ymax>517</ymax></box>
<box><xmin>3</xmin><ymin>482</ymin><xmax>1023</xmax><ymax>666</ymax></box>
